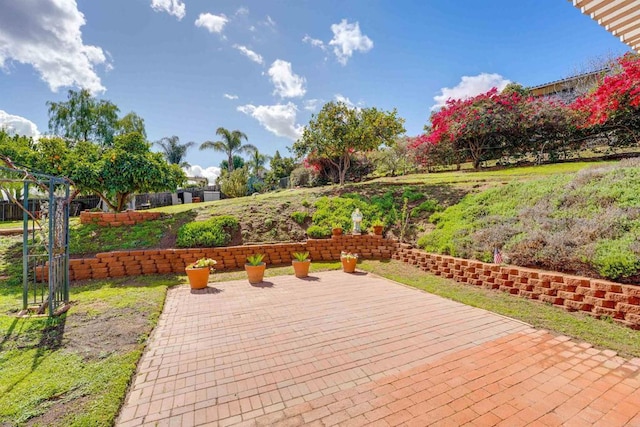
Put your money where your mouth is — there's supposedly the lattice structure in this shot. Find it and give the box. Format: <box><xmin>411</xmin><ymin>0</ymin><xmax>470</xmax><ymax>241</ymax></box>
<box><xmin>570</xmin><ymin>0</ymin><xmax>640</xmax><ymax>52</ymax></box>
<box><xmin>0</xmin><ymin>164</ymin><xmax>71</xmax><ymax>316</ymax></box>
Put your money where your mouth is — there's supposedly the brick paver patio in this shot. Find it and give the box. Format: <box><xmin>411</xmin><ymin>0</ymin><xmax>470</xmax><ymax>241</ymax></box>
<box><xmin>117</xmin><ymin>270</ymin><xmax>640</xmax><ymax>426</ymax></box>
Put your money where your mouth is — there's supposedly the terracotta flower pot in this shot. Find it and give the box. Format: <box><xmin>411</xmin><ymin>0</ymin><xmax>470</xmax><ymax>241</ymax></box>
<box><xmin>292</xmin><ymin>260</ymin><xmax>311</xmax><ymax>278</ymax></box>
<box><xmin>185</xmin><ymin>267</ymin><xmax>210</xmax><ymax>289</ymax></box>
<box><xmin>372</xmin><ymin>225</ymin><xmax>383</xmax><ymax>235</ymax></box>
<box><xmin>332</xmin><ymin>227</ymin><xmax>343</xmax><ymax>236</ymax></box>
<box><xmin>341</xmin><ymin>258</ymin><xmax>357</xmax><ymax>273</ymax></box>
<box><xmin>245</xmin><ymin>263</ymin><xmax>266</xmax><ymax>284</ymax></box>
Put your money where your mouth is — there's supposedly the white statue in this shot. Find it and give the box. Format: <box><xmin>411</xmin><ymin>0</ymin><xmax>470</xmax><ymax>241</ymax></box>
<box><xmin>351</xmin><ymin>208</ymin><xmax>363</xmax><ymax>234</ymax></box>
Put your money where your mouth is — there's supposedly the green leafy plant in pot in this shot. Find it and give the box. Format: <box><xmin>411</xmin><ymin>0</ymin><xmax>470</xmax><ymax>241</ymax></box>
<box><xmin>245</xmin><ymin>253</ymin><xmax>266</xmax><ymax>284</ymax></box>
<box><xmin>371</xmin><ymin>219</ymin><xmax>385</xmax><ymax>235</ymax></box>
<box><xmin>292</xmin><ymin>251</ymin><xmax>311</xmax><ymax>278</ymax></box>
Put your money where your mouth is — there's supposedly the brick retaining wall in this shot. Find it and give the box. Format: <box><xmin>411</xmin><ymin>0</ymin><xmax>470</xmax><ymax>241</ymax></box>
<box><xmin>79</xmin><ymin>210</ymin><xmax>162</xmax><ymax>226</ymax></box>
<box><xmin>393</xmin><ymin>245</ymin><xmax>640</xmax><ymax>328</ymax></box>
<box><xmin>42</xmin><ymin>234</ymin><xmax>640</xmax><ymax>328</ymax></box>
<box><xmin>59</xmin><ymin>234</ymin><xmax>394</xmax><ymax>280</ymax></box>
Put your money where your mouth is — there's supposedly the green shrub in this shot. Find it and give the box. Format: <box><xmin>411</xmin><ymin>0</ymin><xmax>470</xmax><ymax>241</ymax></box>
<box><xmin>290</xmin><ymin>167</ymin><xmax>314</xmax><ymax>187</ymax></box>
<box><xmin>312</xmin><ymin>196</ymin><xmax>383</xmax><ymax>230</ymax></box>
<box><xmin>593</xmin><ymin>237</ymin><xmax>640</xmax><ymax>279</ymax></box>
<box><xmin>306</xmin><ymin>225</ymin><xmax>330</xmax><ymax>238</ymax></box>
<box><xmin>411</xmin><ymin>199</ymin><xmax>441</xmax><ymax>218</ymax></box>
<box><xmin>291</xmin><ymin>211</ymin><xmax>309</xmax><ymax>224</ymax></box>
<box><xmin>219</xmin><ymin>167</ymin><xmax>249</xmax><ymax>198</ymax></box>
<box><xmin>402</xmin><ymin>187</ymin><xmax>425</xmax><ymax>202</ymax></box>
<box><xmin>176</xmin><ymin>215</ymin><xmax>239</xmax><ymax>247</ymax></box>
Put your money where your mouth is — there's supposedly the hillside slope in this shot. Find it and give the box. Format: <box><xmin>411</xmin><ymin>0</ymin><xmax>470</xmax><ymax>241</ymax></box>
<box><xmin>418</xmin><ymin>159</ymin><xmax>640</xmax><ymax>282</ymax></box>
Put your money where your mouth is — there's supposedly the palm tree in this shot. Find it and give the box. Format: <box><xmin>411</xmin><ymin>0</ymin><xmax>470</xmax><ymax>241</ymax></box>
<box><xmin>248</xmin><ymin>150</ymin><xmax>272</xmax><ymax>179</ymax></box>
<box><xmin>155</xmin><ymin>136</ymin><xmax>195</xmax><ymax>167</ymax></box>
<box><xmin>200</xmin><ymin>127</ymin><xmax>257</xmax><ymax>172</ymax></box>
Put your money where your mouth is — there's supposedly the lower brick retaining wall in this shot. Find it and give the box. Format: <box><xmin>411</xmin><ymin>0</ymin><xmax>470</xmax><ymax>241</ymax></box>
<box><xmin>393</xmin><ymin>245</ymin><xmax>640</xmax><ymax>328</ymax></box>
<box><xmin>61</xmin><ymin>234</ymin><xmax>393</xmax><ymax>280</ymax></box>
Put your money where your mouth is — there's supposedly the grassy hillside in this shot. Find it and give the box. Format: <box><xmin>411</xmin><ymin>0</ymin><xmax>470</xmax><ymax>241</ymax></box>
<box><xmin>61</xmin><ymin>159</ymin><xmax>640</xmax><ymax>283</ymax></box>
<box><xmin>418</xmin><ymin>159</ymin><xmax>640</xmax><ymax>282</ymax></box>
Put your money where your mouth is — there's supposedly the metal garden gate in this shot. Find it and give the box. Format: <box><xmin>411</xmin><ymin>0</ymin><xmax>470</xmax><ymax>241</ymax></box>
<box><xmin>0</xmin><ymin>163</ymin><xmax>71</xmax><ymax>316</ymax></box>
<box><xmin>23</xmin><ymin>172</ymin><xmax>70</xmax><ymax>316</ymax></box>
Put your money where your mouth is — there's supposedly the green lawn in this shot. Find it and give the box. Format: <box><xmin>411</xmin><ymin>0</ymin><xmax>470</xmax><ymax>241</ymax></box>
<box><xmin>0</xmin><ymin>275</ymin><xmax>173</xmax><ymax>427</ymax></box>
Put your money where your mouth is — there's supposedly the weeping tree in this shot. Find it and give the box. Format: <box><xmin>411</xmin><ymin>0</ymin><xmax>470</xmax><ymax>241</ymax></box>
<box><xmin>155</xmin><ymin>135</ymin><xmax>195</xmax><ymax>167</ymax></box>
<box><xmin>200</xmin><ymin>127</ymin><xmax>257</xmax><ymax>172</ymax></box>
<box><xmin>47</xmin><ymin>89</ymin><xmax>146</xmax><ymax>147</ymax></box>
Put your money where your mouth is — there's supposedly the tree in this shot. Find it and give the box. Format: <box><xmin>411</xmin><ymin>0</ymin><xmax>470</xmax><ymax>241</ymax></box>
<box><xmin>218</xmin><ymin>167</ymin><xmax>249</xmax><ymax>198</ymax></box>
<box><xmin>419</xmin><ymin>88</ymin><xmax>526</xmax><ymax>169</ymax></box>
<box><xmin>265</xmin><ymin>150</ymin><xmax>296</xmax><ymax>186</ymax></box>
<box><xmin>155</xmin><ymin>135</ymin><xmax>195</xmax><ymax>167</ymax></box>
<box><xmin>72</xmin><ymin>132</ymin><xmax>186</xmax><ymax>211</ymax></box>
<box><xmin>200</xmin><ymin>127</ymin><xmax>257</xmax><ymax>172</ymax></box>
<box><xmin>501</xmin><ymin>83</ymin><xmax>530</xmax><ymax>97</ymax></box>
<box><xmin>220</xmin><ymin>155</ymin><xmax>245</xmax><ymax>172</ymax></box>
<box><xmin>572</xmin><ymin>53</ymin><xmax>640</xmax><ymax>147</ymax></box>
<box><xmin>247</xmin><ymin>149</ymin><xmax>272</xmax><ymax>179</ymax></box>
<box><xmin>371</xmin><ymin>137</ymin><xmax>417</xmax><ymax>176</ymax></box>
<box><xmin>47</xmin><ymin>89</ymin><xmax>120</xmax><ymax>146</ymax></box>
<box><xmin>292</xmin><ymin>101</ymin><xmax>405</xmax><ymax>185</ymax></box>
<box><xmin>117</xmin><ymin>112</ymin><xmax>147</xmax><ymax>139</ymax></box>
<box><xmin>522</xmin><ymin>98</ymin><xmax>580</xmax><ymax>163</ymax></box>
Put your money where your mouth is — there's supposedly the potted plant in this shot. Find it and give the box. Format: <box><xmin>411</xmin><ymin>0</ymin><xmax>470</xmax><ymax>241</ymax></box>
<box><xmin>245</xmin><ymin>253</ymin><xmax>266</xmax><ymax>284</ymax></box>
<box><xmin>371</xmin><ymin>219</ymin><xmax>385</xmax><ymax>236</ymax></box>
<box><xmin>292</xmin><ymin>251</ymin><xmax>311</xmax><ymax>278</ymax></box>
<box><xmin>185</xmin><ymin>258</ymin><xmax>217</xmax><ymax>289</ymax></box>
<box><xmin>331</xmin><ymin>223</ymin><xmax>343</xmax><ymax>236</ymax></box>
<box><xmin>340</xmin><ymin>251</ymin><xmax>358</xmax><ymax>273</ymax></box>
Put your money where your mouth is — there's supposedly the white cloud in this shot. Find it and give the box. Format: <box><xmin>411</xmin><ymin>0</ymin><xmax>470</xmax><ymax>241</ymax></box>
<box><xmin>303</xmin><ymin>99</ymin><xmax>321</xmax><ymax>111</ymax></box>
<box><xmin>265</xmin><ymin>15</ymin><xmax>276</xmax><ymax>28</ymax></box>
<box><xmin>235</xmin><ymin>7</ymin><xmax>249</xmax><ymax>16</ymax></box>
<box><xmin>268</xmin><ymin>60</ymin><xmax>306</xmax><ymax>98</ymax></box>
<box><xmin>303</xmin><ymin>35</ymin><xmax>326</xmax><ymax>51</ymax></box>
<box><xmin>223</xmin><ymin>93</ymin><xmax>238</xmax><ymax>100</ymax></box>
<box><xmin>195</xmin><ymin>13</ymin><xmax>228</xmax><ymax>34</ymax></box>
<box><xmin>0</xmin><ymin>110</ymin><xmax>40</xmax><ymax>138</ymax></box>
<box><xmin>233</xmin><ymin>45</ymin><xmax>264</xmax><ymax>65</ymax></box>
<box><xmin>334</xmin><ymin>94</ymin><xmax>355</xmax><ymax>108</ymax></box>
<box><xmin>150</xmin><ymin>0</ymin><xmax>185</xmax><ymax>20</ymax></box>
<box><xmin>432</xmin><ymin>73</ymin><xmax>511</xmax><ymax>110</ymax></box>
<box><xmin>329</xmin><ymin>19</ymin><xmax>373</xmax><ymax>65</ymax></box>
<box><xmin>183</xmin><ymin>165</ymin><xmax>221</xmax><ymax>184</ymax></box>
<box><xmin>0</xmin><ymin>1</ymin><xmax>108</xmax><ymax>93</ymax></box>
<box><xmin>237</xmin><ymin>103</ymin><xmax>303</xmax><ymax>140</ymax></box>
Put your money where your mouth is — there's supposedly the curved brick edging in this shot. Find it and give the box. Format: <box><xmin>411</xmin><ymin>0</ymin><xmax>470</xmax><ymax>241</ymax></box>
<box><xmin>79</xmin><ymin>211</ymin><xmax>161</xmax><ymax>227</ymax></box>
<box><xmin>393</xmin><ymin>245</ymin><xmax>640</xmax><ymax>328</ymax></box>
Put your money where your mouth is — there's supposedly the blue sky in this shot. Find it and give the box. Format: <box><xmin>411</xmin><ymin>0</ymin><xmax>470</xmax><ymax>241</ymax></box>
<box><xmin>0</xmin><ymin>0</ymin><xmax>631</xmax><ymax>181</ymax></box>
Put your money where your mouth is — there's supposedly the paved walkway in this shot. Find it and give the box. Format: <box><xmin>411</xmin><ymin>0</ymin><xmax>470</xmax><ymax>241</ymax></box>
<box><xmin>117</xmin><ymin>270</ymin><xmax>640</xmax><ymax>426</ymax></box>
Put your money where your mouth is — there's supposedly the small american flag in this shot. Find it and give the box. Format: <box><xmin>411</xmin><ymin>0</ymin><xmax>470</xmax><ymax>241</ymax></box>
<box><xmin>494</xmin><ymin>248</ymin><xmax>503</xmax><ymax>264</ymax></box>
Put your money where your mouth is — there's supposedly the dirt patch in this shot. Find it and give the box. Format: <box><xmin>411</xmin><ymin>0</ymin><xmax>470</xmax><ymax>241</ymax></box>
<box><xmin>62</xmin><ymin>307</ymin><xmax>150</xmax><ymax>360</ymax></box>
<box><xmin>24</xmin><ymin>395</ymin><xmax>91</xmax><ymax>427</ymax></box>
<box><xmin>157</xmin><ymin>211</ymin><xmax>196</xmax><ymax>250</ymax></box>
